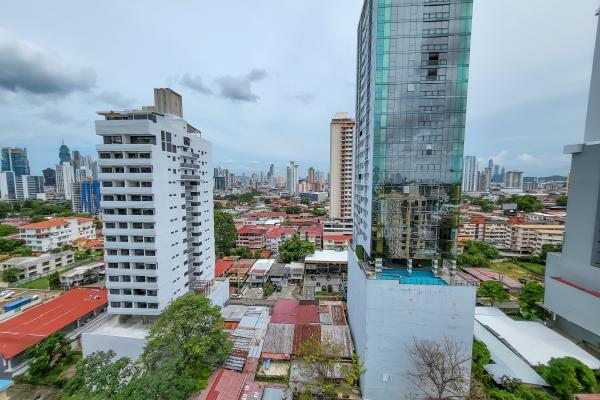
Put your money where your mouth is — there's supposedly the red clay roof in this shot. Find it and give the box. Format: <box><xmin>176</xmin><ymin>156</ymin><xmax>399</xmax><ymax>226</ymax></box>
<box><xmin>300</xmin><ymin>225</ymin><xmax>323</xmax><ymax>236</ymax></box>
<box><xmin>265</xmin><ymin>226</ymin><xmax>297</xmax><ymax>239</ymax></box>
<box><xmin>297</xmin><ymin>304</ymin><xmax>320</xmax><ymax>325</ymax></box>
<box><xmin>0</xmin><ymin>287</ymin><xmax>107</xmax><ymax>359</ymax></box>
<box><xmin>215</xmin><ymin>259</ymin><xmax>234</xmax><ymax>277</ymax></box>
<box><xmin>237</xmin><ymin>225</ymin><xmax>267</xmax><ymax>235</ymax></box>
<box><xmin>20</xmin><ymin>219</ymin><xmax>69</xmax><ymax>230</ymax></box>
<box><xmin>323</xmin><ymin>234</ymin><xmax>352</xmax><ymax>241</ymax></box>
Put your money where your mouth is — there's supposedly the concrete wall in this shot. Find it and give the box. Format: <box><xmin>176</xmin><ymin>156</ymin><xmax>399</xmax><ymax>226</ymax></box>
<box><xmin>348</xmin><ymin>252</ymin><xmax>476</xmax><ymax>400</ymax></box>
<box><xmin>82</xmin><ymin>331</ymin><xmax>146</xmax><ymax>360</ymax></box>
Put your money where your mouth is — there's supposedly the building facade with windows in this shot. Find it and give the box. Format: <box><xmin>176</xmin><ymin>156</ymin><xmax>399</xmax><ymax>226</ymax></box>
<box><xmin>462</xmin><ymin>155</ymin><xmax>478</xmax><ymax>193</ymax></box>
<box><xmin>286</xmin><ymin>161</ymin><xmax>299</xmax><ymax>196</ymax></box>
<box><xmin>348</xmin><ymin>1</ymin><xmax>475</xmax><ymax>398</ymax></box>
<box><xmin>97</xmin><ymin>88</ymin><xmax>214</xmax><ymax>316</ymax></box>
<box><xmin>329</xmin><ymin>113</ymin><xmax>355</xmax><ymax>221</ymax></box>
<box><xmin>19</xmin><ymin>217</ymin><xmax>96</xmax><ymax>252</ymax></box>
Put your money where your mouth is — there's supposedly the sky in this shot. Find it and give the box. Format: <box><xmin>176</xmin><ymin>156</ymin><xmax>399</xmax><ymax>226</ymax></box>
<box><xmin>0</xmin><ymin>1</ymin><xmax>598</xmax><ymax>178</ymax></box>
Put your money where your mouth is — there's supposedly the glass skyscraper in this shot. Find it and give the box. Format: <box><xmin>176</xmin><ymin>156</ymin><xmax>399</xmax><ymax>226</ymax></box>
<box><xmin>348</xmin><ymin>1</ymin><xmax>475</xmax><ymax>397</ymax></box>
<box><xmin>1</xmin><ymin>147</ymin><xmax>31</xmax><ymax>177</ymax></box>
<box><xmin>354</xmin><ymin>0</ymin><xmax>472</xmax><ymax>264</ymax></box>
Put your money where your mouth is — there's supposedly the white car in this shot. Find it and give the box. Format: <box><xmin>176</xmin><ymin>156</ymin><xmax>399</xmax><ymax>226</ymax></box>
<box><xmin>2</xmin><ymin>290</ymin><xmax>15</xmax><ymax>299</ymax></box>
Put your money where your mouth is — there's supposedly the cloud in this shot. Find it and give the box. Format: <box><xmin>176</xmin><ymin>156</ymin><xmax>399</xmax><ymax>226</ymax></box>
<box><xmin>35</xmin><ymin>108</ymin><xmax>85</xmax><ymax>126</ymax></box>
<box><xmin>214</xmin><ymin>68</ymin><xmax>267</xmax><ymax>103</ymax></box>
<box><xmin>0</xmin><ymin>28</ymin><xmax>96</xmax><ymax>96</ymax></box>
<box><xmin>95</xmin><ymin>91</ymin><xmax>135</xmax><ymax>109</ymax></box>
<box><xmin>288</xmin><ymin>93</ymin><xmax>315</xmax><ymax>105</ymax></box>
<box><xmin>180</xmin><ymin>74</ymin><xmax>213</xmax><ymax>95</ymax></box>
<box><xmin>517</xmin><ymin>153</ymin><xmax>535</xmax><ymax>162</ymax></box>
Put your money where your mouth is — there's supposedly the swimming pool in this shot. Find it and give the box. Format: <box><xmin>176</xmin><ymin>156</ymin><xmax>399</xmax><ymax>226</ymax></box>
<box><xmin>376</xmin><ymin>269</ymin><xmax>446</xmax><ymax>285</ymax></box>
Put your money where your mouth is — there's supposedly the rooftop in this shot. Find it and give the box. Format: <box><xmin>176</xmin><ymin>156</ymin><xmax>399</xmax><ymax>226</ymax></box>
<box><xmin>305</xmin><ymin>250</ymin><xmax>348</xmax><ymax>264</ymax></box>
<box><xmin>0</xmin><ymin>287</ymin><xmax>107</xmax><ymax>359</ymax></box>
<box><xmin>19</xmin><ymin>218</ymin><xmax>69</xmax><ymax>230</ymax></box>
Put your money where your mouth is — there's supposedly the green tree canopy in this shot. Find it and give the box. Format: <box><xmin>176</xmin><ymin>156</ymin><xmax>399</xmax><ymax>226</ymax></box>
<box><xmin>2</xmin><ymin>267</ymin><xmax>20</xmax><ymax>283</ymax></box>
<box><xmin>537</xmin><ymin>357</ymin><xmax>598</xmax><ymax>399</ymax></box>
<box><xmin>519</xmin><ymin>281</ymin><xmax>548</xmax><ymax>320</ymax></box>
<box><xmin>26</xmin><ymin>332</ymin><xmax>74</xmax><ymax>378</ymax></box>
<box><xmin>228</xmin><ymin>247</ymin><xmax>254</xmax><ymax>259</ymax></box>
<box><xmin>457</xmin><ymin>240</ymin><xmax>500</xmax><ymax>268</ymax></box>
<box><xmin>477</xmin><ymin>281</ymin><xmax>509</xmax><ymax>306</ymax></box>
<box><xmin>214</xmin><ymin>209</ymin><xmax>237</xmax><ymax>258</ymax></box>
<box><xmin>539</xmin><ymin>244</ymin><xmax>562</xmax><ymax>263</ymax></box>
<box><xmin>279</xmin><ymin>233</ymin><xmax>316</xmax><ymax>263</ymax></box>
<box><xmin>555</xmin><ymin>195</ymin><xmax>568</xmax><ymax>207</ymax></box>
<box><xmin>285</xmin><ymin>206</ymin><xmax>302</xmax><ymax>214</ymax></box>
<box><xmin>0</xmin><ymin>224</ymin><xmax>17</xmax><ymax>237</ymax></box>
<box><xmin>471</xmin><ymin>198</ymin><xmax>495</xmax><ymax>212</ymax></box>
<box><xmin>0</xmin><ymin>238</ymin><xmax>26</xmax><ymax>253</ymax></box>
<box><xmin>49</xmin><ymin>271</ymin><xmax>61</xmax><ymax>289</ymax></box>
<box><xmin>65</xmin><ymin>294</ymin><xmax>231</xmax><ymax>400</ymax></box>
<box><xmin>500</xmin><ymin>195</ymin><xmax>544</xmax><ymax>212</ymax></box>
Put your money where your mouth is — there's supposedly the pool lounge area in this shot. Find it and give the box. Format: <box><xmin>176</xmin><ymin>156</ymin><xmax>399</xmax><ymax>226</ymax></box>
<box><xmin>376</xmin><ymin>269</ymin><xmax>447</xmax><ymax>285</ymax></box>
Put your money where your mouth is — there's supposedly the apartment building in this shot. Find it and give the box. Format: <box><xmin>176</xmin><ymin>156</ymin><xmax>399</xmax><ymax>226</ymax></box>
<box><xmin>97</xmin><ymin>88</ymin><xmax>214</xmax><ymax>316</ymax></box>
<box><xmin>19</xmin><ymin>217</ymin><xmax>95</xmax><ymax>252</ymax></box>
<box><xmin>0</xmin><ymin>251</ymin><xmax>74</xmax><ymax>280</ymax></box>
<box><xmin>459</xmin><ymin>217</ymin><xmax>564</xmax><ymax>255</ymax></box>
<box><xmin>236</xmin><ymin>225</ymin><xmax>267</xmax><ymax>250</ymax></box>
<box><xmin>329</xmin><ymin>113</ymin><xmax>355</xmax><ymax>221</ymax></box>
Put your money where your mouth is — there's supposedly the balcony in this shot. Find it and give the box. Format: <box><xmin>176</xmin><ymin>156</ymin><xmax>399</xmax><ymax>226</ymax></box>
<box><xmin>99</xmin><ymin>172</ymin><xmax>153</xmax><ymax>181</ymax></box>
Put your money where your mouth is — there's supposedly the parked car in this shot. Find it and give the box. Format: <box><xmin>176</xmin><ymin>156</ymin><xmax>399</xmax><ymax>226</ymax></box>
<box><xmin>2</xmin><ymin>290</ymin><xmax>15</xmax><ymax>299</ymax></box>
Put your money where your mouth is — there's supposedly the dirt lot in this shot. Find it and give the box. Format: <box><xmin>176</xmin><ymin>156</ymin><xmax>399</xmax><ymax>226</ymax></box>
<box><xmin>5</xmin><ymin>384</ymin><xmax>61</xmax><ymax>400</ymax></box>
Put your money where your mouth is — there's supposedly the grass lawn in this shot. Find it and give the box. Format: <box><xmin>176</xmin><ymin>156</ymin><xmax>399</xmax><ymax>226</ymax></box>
<box><xmin>514</xmin><ymin>261</ymin><xmax>545</xmax><ymax>276</ymax></box>
<box><xmin>489</xmin><ymin>262</ymin><xmax>539</xmax><ymax>282</ymax></box>
<box><xmin>19</xmin><ymin>277</ymin><xmax>50</xmax><ymax>289</ymax></box>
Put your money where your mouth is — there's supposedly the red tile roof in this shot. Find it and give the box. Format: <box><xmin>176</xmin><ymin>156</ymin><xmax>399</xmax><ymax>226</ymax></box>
<box><xmin>323</xmin><ymin>235</ymin><xmax>352</xmax><ymax>241</ymax></box>
<box><xmin>300</xmin><ymin>225</ymin><xmax>323</xmax><ymax>236</ymax></box>
<box><xmin>0</xmin><ymin>288</ymin><xmax>107</xmax><ymax>359</ymax></box>
<box><xmin>237</xmin><ymin>225</ymin><xmax>267</xmax><ymax>235</ymax></box>
<box><xmin>265</xmin><ymin>226</ymin><xmax>297</xmax><ymax>239</ymax></box>
<box><xmin>20</xmin><ymin>219</ymin><xmax>69</xmax><ymax>230</ymax></box>
<box><xmin>215</xmin><ymin>259</ymin><xmax>234</xmax><ymax>277</ymax></box>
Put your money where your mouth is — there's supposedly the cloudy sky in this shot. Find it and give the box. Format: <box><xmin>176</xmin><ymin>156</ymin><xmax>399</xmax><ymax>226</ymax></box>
<box><xmin>0</xmin><ymin>1</ymin><xmax>598</xmax><ymax>178</ymax></box>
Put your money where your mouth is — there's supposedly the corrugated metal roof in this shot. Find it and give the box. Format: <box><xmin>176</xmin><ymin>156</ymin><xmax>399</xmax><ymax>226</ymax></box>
<box><xmin>293</xmin><ymin>324</ymin><xmax>321</xmax><ymax>354</ymax></box>
<box><xmin>262</xmin><ymin>323</ymin><xmax>295</xmax><ymax>356</ymax></box>
<box><xmin>321</xmin><ymin>325</ymin><xmax>354</xmax><ymax>358</ymax></box>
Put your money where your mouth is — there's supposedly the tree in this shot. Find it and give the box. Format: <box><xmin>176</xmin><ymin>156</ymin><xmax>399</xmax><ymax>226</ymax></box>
<box><xmin>10</xmin><ymin>246</ymin><xmax>32</xmax><ymax>256</ymax></box>
<box><xmin>471</xmin><ymin>198</ymin><xmax>495</xmax><ymax>212</ymax></box>
<box><xmin>254</xmin><ymin>250</ymin><xmax>263</xmax><ymax>259</ymax></box>
<box><xmin>500</xmin><ymin>195</ymin><xmax>543</xmax><ymax>212</ymax></box>
<box><xmin>297</xmin><ymin>337</ymin><xmax>363</xmax><ymax>399</ymax></box>
<box><xmin>64</xmin><ymin>351</ymin><xmax>141</xmax><ymax>399</ymax></box>
<box><xmin>214</xmin><ymin>209</ymin><xmax>237</xmax><ymax>258</ymax></box>
<box><xmin>539</xmin><ymin>243</ymin><xmax>562</xmax><ymax>263</ymax></box>
<box><xmin>30</xmin><ymin>215</ymin><xmax>47</xmax><ymax>223</ymax></box>
<box><xmin>142</xmin><ymin>294</ymin><xmax>232</xmax><ymax>374</ymax></box>
<box><xmin>278</xmin><ymin>233</ymin><xmax>316</xmax><ymax>263</ymax></box>
<box><xmin>457</xmin><ymin>240</ymin><xmax>500</xmax><ymax>268</ymax></box>
<box><xmin>519</xmin><ymin>281</ymin><xmax>548</xmax><ymax>320</ymax></box>
<box><xmin>263</xmin><ymin>281</ymin><xmax>275</xmax><ymax>297</ymax></box>
<box><xmin>285</xmin><ymin>206</ymin><xmax>301</xmax><ymax>214</ymax></box>
<box><xmin>83</xmin><ymin>268</ymin><xmax>96</xmax><ymax>285</ymax></box>
<box><xmin>312</xmin><ymin>208</ymin><xmax>327</xmax><ymax>217</ymax></box>
<box><xmin>49</xmin><ymin>271</ymin><xmax>61</xmax><ymax>289</ymax></box>
<box><xmin>537</xmin><ymin>357</ymin><xmax>598</xmax><ymax>399</ymax></box>
<box><xmin>477</xmin><ymin>281</ymin><xmax>509</xmax><ymax>306</ymax></box>
<box><xmin>26</xmin><ymin>332</ymin><xmax>74</xmax><ymax>378</ymax></box>
<box><xmin>0</xmin><ymin>224</ymin><xmax>17</xmax><ymax>237</ymax></box>
<box><xmin>471</xmin><ymin>340</ymin><xmax>491</xmax><ymax>381</ymax></box>
<box><xmin>406</xmin><ymin>336</ymin><xmax>471</xmax><ymax>400</ymax></box>
<box><xmin>228</xmin><ymin>247</ymin><xmax>254</xmax><ymax>259</ymax></box>
<box><xmin>0</xmin><ymin>238</ymin><xmax>26</xmax><ymax>253</ymax></box>
<box><xmin>300</xmin><ymin>198</ymin><xmax>310</xmax><ymax>205</ymax></box>
<box><xmin>2</xmin><ymin>267</ymin><xmax>20</xmax><ymax>283</ymax></box>
<box><xmin>555</xmin><ymin>195</ymin><xmax>568</xmax><ymax>207</ymax></box>
<box><xmin>64</xmin><ymin>295</ymin><xmax>231</xmax><ymax>400</ymax></box>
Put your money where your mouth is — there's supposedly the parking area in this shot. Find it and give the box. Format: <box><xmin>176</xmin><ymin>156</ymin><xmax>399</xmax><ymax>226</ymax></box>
<box><xmin>0</xmin><ymin>288</ymin><xmax>62</xmax><ymax>310</ymax></box>
<box><xmin>240</xmin><ymin>284</ymin><xmax>303</xmax><ymax>300</ymax></box>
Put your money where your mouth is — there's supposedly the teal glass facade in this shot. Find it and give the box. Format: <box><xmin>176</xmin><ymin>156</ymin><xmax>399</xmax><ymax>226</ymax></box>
<box><xmin>354</xmin><ymin>0</ymin><xmax>472</xmax><ymax>262</ymax></box>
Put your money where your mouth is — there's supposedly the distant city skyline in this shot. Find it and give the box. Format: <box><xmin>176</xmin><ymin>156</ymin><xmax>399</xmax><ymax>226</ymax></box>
<box><xmin>1</xmin><ymin>1</ymin><xmax>598</xmax><ymax>177</ymax></box>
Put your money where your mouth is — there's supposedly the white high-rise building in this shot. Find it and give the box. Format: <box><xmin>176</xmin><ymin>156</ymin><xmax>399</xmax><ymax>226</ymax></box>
<box><xmin>504</xmin><ymin>170</ymin><xmax>524</xmax><ymax>190</ymax></box>
<box><xmin>286</xmin><ymin>161</ymin><xmax>298</xmax><ymax>196</ymax></box>
<box><xmin>329</xmin><ymin>112</ymin><xmax>355</xmax><ymax>221</ymax></box>
<box><xmin>462</xmin><ymin>156</ymin><xmax>478</xmax><ymax>193</ymax></box>
<box><xmin>56</xmin><ymin>162</ymin><xmax>74</xmax><ymax>200</ymax></box>
<box><xmin>97</xmin><ymin>88</ymin><xmax>214</xmax><ymax>316</ymax></box>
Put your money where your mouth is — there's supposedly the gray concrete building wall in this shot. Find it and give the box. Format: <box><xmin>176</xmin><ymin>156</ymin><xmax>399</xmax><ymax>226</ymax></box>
<box><xmin>348</xmin><ymin>252</ymin><xmax>476</xmax><ymax>400</ymax></box>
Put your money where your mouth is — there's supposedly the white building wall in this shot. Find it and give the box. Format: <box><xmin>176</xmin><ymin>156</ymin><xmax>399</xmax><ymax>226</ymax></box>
<box><xmin>347</xmin><ymin>251</ymin><xmax>476</xmax><ymax>400</ymax></box>
<box><xmin>98</xmin><ymin>114</ymin><xmax>214</xmax><ymax>317</ymax></box>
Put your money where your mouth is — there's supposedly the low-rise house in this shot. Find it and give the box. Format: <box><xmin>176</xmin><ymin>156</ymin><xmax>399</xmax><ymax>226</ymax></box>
<box><xmin>0</xmin><ymin>251</ymin><xmax>74</xmax><ymax>280</ymax></box>
<box><xmin>267</xmin><ymin>263</ymin><xmax>287</xmax><ymax>287</ymax></box>
<box><xmin>236</xmin><ymin>225</ymin><xmax>268</xmax><ymax>250</ymax></box>
<box><xmin>304</xmin><ymin>250</ymin><xmax>348</xmax><ymax>298</ymax></box>
<box><xmin>60</xmin><ymin>262</ymin><xmax>104</xmax><ymax>288</ymax></box>
<box><xmin>285</xmin><ymin>262</ymin><xmax>305</xmax><ymax>284</ymax></box>
<box><xmin>322</xmin><ymin>234</ymin><xmax>352</xmax><ymax>250</ymax></box>
<box><xmin>247</xmin><ymin>259</ymin><xmax>276</xmax><ymax>287</ymax></box>
<box><xmin>299</xmin><ymin>225</ymin><xmax>323</xmax><ymax>250</ymax></box>
<box><xmin>19</xmin><ymin>217</ymin><xmax>96</xmax><ymax>252</ymax></box>
<box><xmin>265</xmin><ymin>226</ymin><xmax>298</xmax><ymax>253</ymax></box>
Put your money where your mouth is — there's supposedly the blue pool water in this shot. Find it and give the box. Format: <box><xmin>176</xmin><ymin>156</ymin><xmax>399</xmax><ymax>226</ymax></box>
<box><xmin>376</xmin><ymin>269</ymin><xmax>446</xmax><ymax>285</ymax></box>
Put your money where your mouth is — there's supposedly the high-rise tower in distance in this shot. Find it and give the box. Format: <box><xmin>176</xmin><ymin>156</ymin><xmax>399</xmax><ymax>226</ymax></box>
<box><xmin>348</xmin><ymin>0</ymin><xmax>475</xmax><ymax>398</ymax></box>
<box><xmin>329</xmin><ymin>112</ymin><xmax>355</xmax><ymax>221</ymax></box>
<box><xmin>286</xmin><ymin>161</ymin><xmax>299</xmax><ymax>196</ymax></box>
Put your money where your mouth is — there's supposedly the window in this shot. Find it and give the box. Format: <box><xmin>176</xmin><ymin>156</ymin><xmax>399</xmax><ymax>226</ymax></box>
<box><xmin>104</xmin><ymin>136</ymin><xmax>122</xmax><ymax>144</ymax></box>
<box><xmin>427</xmin><ymin>68</ymin><xmax>438</xmax><ymax>80</ymax></box>
<box><xmin>130</xmin><ymin>136</ymin><xmax>156</xmax><ymax>145</ymax></box>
